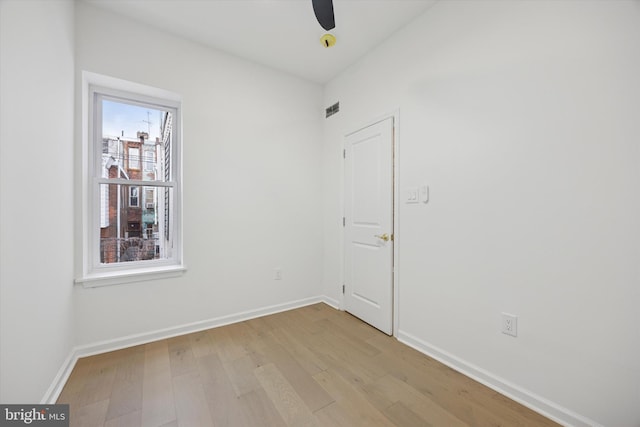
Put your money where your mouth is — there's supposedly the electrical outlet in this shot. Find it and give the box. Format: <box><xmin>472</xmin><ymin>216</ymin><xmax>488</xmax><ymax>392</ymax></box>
<box><xmin>405</xmin><ymin>187</ymin><xmax>419</xmax><ymax>204</ymax></box>
<box><xmin>502</xmin><ymin>313</ymin><xmax>518</xmax><ymax>337</ymax></box>
<box><xmin>273</xmin><ymin>268</ymin><xmax>282</xmax><ymax>280</ymax></box>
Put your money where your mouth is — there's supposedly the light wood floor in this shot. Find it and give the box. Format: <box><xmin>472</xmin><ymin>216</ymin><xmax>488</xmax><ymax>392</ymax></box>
<box><xmin>57</xmin><ymin>303</ymin><xmax>560</xmax><ymax>427</ymax></box>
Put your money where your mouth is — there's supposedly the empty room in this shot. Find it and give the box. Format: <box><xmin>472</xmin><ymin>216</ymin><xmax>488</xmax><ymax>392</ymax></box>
<box><xmin>1</xmin><ymin>0</ymin><xmax>638</xmax><ymax>426</ymax></box>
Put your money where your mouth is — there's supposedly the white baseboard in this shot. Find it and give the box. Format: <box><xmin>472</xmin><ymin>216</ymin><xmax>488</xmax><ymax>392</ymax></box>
<box><xmin>321</xmin><ymin>295</ymin><xmax>340</xmax><ymax>310</ymax></box>
<box><xmin>397</xmin><ymin>330</ymin><xmax>602</xmax><ymax>427</ymax></box>
<box><xmin>40</xmin><ymin>350</ymin><xmax>76</xmax><ymax>405</ymax></box>
<box><xmin>44</xmin><ymin>295</ymin><xmax>335</xmax><ymax>404</ymax></box>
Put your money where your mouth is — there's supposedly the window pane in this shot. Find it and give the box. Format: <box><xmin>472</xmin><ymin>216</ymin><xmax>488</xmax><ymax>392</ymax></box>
<box><xmin>99</xmin><ymin>184</ymin><xmax>173</xmax><ymax>264</ymax></box>
<box><xmin>101</xmin><ymin>99</ymin><xmax>172</xmax><ymax>182</ymax></box>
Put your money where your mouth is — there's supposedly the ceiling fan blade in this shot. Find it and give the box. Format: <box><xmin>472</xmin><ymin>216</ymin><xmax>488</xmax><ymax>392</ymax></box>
<box><xmin>312</xmin><ymin>0</ymin><xmax>335</xmax><ymax>31</ymax></box>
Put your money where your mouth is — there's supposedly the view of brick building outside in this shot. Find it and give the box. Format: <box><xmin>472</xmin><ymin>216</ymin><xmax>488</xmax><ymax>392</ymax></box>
<box><xmin>100</xmin><ymin>118</ymin><xmax>171</xmax><ymax>263</ymax></box>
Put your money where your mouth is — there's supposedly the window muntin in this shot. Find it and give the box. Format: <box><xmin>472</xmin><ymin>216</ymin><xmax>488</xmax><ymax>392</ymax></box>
<box><xmin>86</xmin><ymin>83</ymin><xmax>181</xmax><ymax>277</ymax></box>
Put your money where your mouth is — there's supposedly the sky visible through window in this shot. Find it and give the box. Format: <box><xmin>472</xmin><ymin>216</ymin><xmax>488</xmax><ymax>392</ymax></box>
<box><xmin>103</xmin><ymin>99</ymin><xmax>164</xmax><ymax>141</ymax></box>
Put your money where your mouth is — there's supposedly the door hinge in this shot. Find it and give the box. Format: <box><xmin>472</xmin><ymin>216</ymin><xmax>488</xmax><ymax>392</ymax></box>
<box><xmin>343</xmin><ymin>217</ymin><xmax>345</xmax><ymax>227</ymax></box>
<box><xmin>343</xmin><ymin>149</ymin><xmax>346</xmax><ymax>159</ymax></box>
<box><xmin>342</xmin><ymin>284</ymin><xmax>345</xmax><ymax>294</ymax></box>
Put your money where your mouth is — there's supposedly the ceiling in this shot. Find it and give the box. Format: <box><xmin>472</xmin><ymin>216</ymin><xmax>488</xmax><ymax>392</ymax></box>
<box><xmin>83</xmin><ymin>0</ymin><xmax>437</xmax><ymax>84</ymax></box>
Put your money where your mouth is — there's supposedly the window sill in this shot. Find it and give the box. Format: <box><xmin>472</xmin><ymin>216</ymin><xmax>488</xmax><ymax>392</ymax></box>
<box><xmin>75</xmin><ymin>264</ymin><xmax>186</xmax><ymax>288</ymax></box>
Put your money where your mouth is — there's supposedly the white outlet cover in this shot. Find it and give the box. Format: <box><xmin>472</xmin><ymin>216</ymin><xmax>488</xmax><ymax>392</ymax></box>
<box><xmin>501</xmin><ymin>313</ymin><xmax>518</xmax><ymax>337</ymax></box>
<box><xmin>405</xmin><ymin>187</ymin><xmax>419</xmax><ymax>204</ymax></box>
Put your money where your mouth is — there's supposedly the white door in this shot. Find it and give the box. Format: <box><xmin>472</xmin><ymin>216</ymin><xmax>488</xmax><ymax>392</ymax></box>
<box><xmin>344</xmin><ymin>117</ymin><xmax>394</xmax><ymax>335</ymax></box>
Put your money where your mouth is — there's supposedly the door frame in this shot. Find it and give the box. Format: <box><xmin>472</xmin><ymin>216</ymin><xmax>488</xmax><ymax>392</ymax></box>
<box><xmin>340</xmin><ymin>109</ymin><xmax>400</xmax><ymax>337</ymax></box>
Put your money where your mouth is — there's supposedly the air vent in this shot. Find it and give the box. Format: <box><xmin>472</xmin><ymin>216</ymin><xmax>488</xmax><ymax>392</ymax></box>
<box><xmin>325</xmin><ymin>102</ymin><xmax>339</xmax><ymax>118</ymax></box>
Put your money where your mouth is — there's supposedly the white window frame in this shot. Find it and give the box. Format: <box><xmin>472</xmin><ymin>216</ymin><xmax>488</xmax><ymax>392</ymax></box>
<box><xmin>76</xmin><ymin>71</ymin><xmax>185</xmax><ymax>287</ymax></box>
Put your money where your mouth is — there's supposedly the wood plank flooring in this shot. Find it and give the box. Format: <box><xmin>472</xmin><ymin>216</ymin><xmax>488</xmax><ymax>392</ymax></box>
<box><xmin>57</xmin><ymin>303</ymin><xmax>560</xmax><ymax>427</ymax></box>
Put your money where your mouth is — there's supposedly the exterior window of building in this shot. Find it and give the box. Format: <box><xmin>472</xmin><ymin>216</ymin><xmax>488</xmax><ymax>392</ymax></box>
<box><xmin>78</xmin><ymin>72</ymin><xmax>184</xmax><ymax>287</ymax></box>
<box><xmin>144</xmin><ymin>149</ymin><xmax>155</xmax><ymax>172</ymax></box>
<box><xmin>129</xmin><ymin>186</ymin><xmax>139</xmax><ymax>207</ymax></box>
<box><xmin>144</xmin><ymin>187</ymin><xmax>155</xmax><ymax>209</ymax></box>
<box><xmin>127</xmin><ymin>221</ymin><xmax>141</xmax><ymax>238</ymax></box>
<box><xmin>129</xmin><ymin>147</ymin><xmax>140</xmax><ymax>170</ymax></box>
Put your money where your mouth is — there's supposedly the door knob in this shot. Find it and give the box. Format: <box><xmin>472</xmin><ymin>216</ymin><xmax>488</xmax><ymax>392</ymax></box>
<box><xmin>374</xmin><ymin>233</ymin><xmax>390</xmax><ymax>242</ymax></box>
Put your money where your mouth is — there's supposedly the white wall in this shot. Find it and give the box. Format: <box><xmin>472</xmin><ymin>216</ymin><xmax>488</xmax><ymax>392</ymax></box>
<box><xmin>73</xmin><ymin>3</ymin><xmax>324</xmax><ymax>346</ymax></box>
<box><xmin>0</xmin><ymin>0</ymin><xmax>76</xmax><ymax>403</ymax></box>
<box><xmin>322</xmin><ymin>1</ymin><xmax>640</xmax><ymax>426</ymax></box>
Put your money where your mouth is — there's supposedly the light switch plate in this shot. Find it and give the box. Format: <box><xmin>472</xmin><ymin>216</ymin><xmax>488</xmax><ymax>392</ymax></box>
<box><xmin>420</xmin><ymin>185</ymin><xmax>429</xmax><ymax>204</ymax></box>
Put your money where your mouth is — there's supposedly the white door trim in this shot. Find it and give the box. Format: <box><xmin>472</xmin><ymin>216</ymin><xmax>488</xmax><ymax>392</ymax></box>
<box><xmin>340</xmin><ymin>109</ymin><xmax>400</xmax><ymax>337</ymax></box>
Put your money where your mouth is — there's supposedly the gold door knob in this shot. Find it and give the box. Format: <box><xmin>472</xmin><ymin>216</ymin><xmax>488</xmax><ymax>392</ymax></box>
<box><xmin>374</xmin><ymin>233</ymin><xmax>390</xmax><ymax>242</ymax></box>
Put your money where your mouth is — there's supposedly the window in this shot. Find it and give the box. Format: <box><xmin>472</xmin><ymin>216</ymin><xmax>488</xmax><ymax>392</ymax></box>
<box><xmin>143</xmin><ymin>149</ymin><xmax>155</xmax><ymax>172</ymax></box>
<box><xmin>129</xmin><ymin>186</ymin><xmax>139</xmax><ymax>207</ymax></box>
<box><xmin>144</xmin><ymin>187</ymin><xmax>155</xmax><ymax>209</ymax></box>
<box><xmin>127</xmin><ymin>221</ymin><xmax>141</xmax><ymax>238</ymax></box>
<box><xmin>128</xmin><ymin>147</ymin><xmax>140</xmax><ymax>170</ymax></box>
<box><xmin>77</xmin><ymin>72</ymin><xmax>184</xmax><ymax>287</ymax></box>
